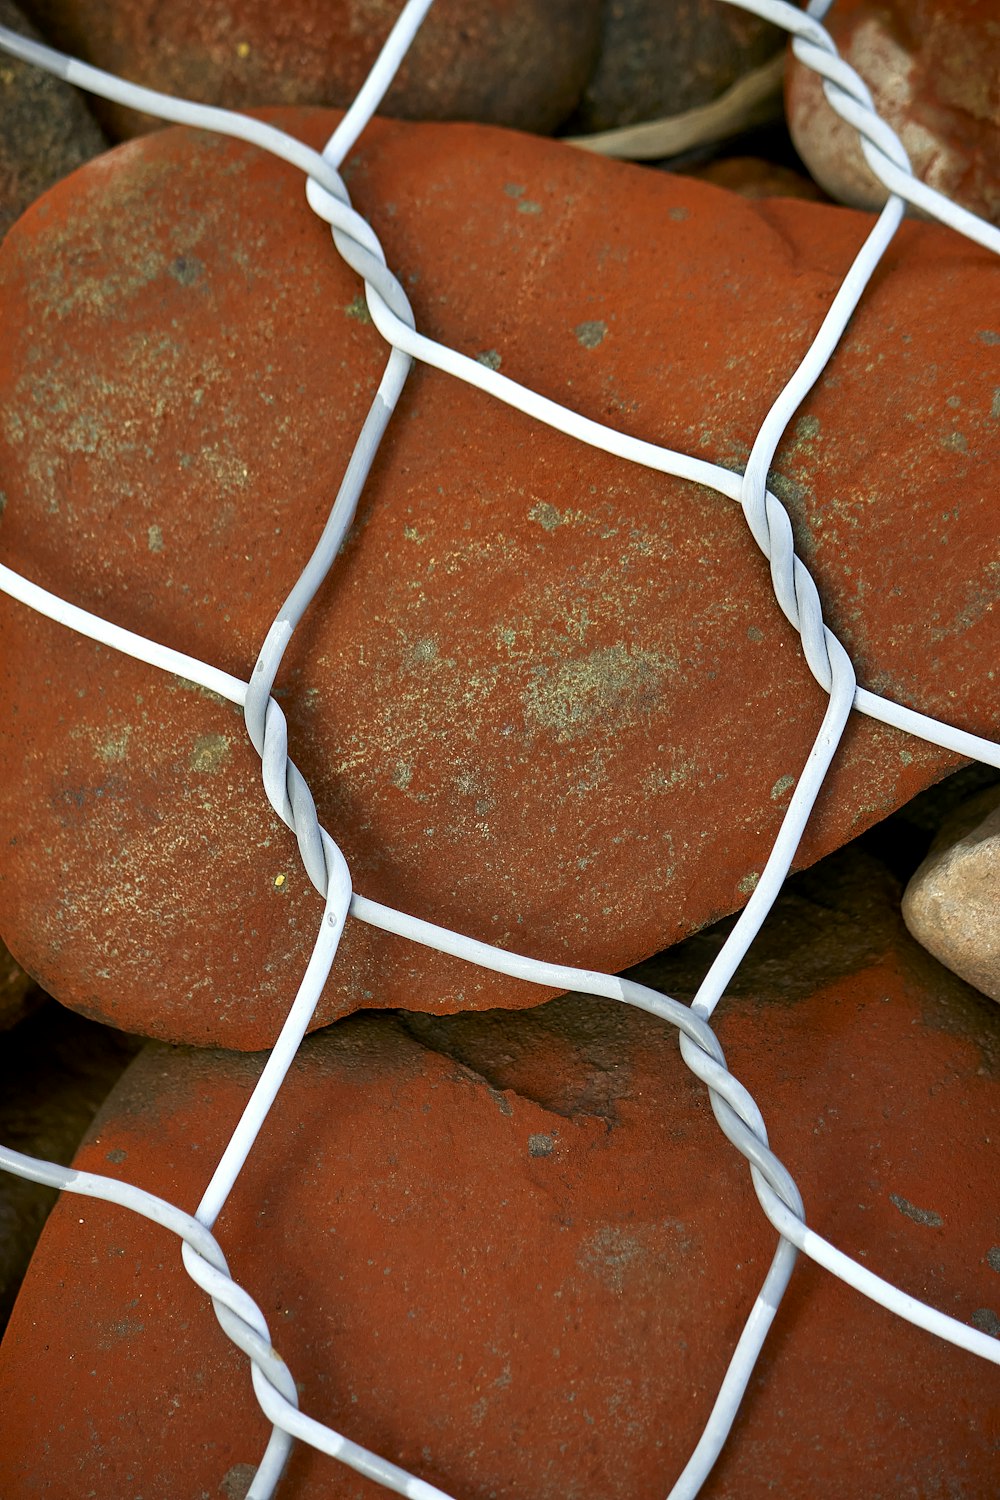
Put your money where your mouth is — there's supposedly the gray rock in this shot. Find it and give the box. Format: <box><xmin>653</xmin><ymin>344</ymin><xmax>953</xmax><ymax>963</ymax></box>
<box><xmin>0</xmin><ymin>0</ymin><xmax>107</xmax><ymax>240</ymax></box>
<box><xmin>573</xmin><ymin>0</ymin><xmax>783</xmax><ymax>133</ymax></box>
<box><xmin>903</xmin><ymin>788</ymin><xmax>1000</xmax><ymax>1003</ymax></box>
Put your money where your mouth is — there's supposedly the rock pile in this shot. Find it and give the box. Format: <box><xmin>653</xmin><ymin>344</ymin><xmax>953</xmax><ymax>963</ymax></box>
<box><xmin>0</xmin><ymin>12</ymin><xmax>996</xmax><ymax>1498</ymax></box>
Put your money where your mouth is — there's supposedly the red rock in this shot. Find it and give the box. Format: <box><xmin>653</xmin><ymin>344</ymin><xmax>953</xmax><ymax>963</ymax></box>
<box><xmin>786</xmin><ymin>0</ymin><xmax>1000</xmax><ymax>225</ymax></box>
<box><xmin>573</xmin><ymin>0</ymin><xmax>783</xmax><ymax>132</ymax></box>
<box><xmin>0</xmin><ymin>110</ymin><xmax>997</xmax><ymax>1049</ymax></box>
<box><xmin>1</xmin><ymin>852</ymin><xmax>997</xmax><ymax>1495</ymax></box>
<box><xmin>676</xmin><ymin>154</ymin><xmax>828</xmax><ymax>201</ymax></box>
<box><xmin>23</xmin><ymin>0</ymin><xmax>601</xmax><ymax>139</ymax></box>
<box><xmin>0</xmin><ymin>0</ymin><xmax>106</xmax><ymax>239</ymax></box>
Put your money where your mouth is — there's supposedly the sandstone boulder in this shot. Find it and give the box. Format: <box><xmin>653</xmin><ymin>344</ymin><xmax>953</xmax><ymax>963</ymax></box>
<box><xmin>1</xmin><ymin>849</ymin><xmax>997</xmax><ymax>1495</ymax></box>
<box><xmin>0</xmin><ymin>110</ymin><xmax>997</xmax><ymax>1047</ymax></box>
<box><xmin>903</xmin><ymin>786</ymin><xmax>1000</xmax><ymax>1002</ymax></box>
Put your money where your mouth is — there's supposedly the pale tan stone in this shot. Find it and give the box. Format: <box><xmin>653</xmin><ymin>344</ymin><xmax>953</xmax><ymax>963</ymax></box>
<box><xmin>902</xmin><ymin>788</ymin><xmax>1000</xmax><ymax>1003</ymax></box>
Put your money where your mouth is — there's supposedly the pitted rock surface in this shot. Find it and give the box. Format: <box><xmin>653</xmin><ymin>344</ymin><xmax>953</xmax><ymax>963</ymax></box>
<box><xmin>0</xmin><ymin>109</ymin><xmax>998</xmax><ymax>1047</ymax></box>
<box><xmin>1</xmin><ymin>855</ymin><xmax>997</xmax><ymax>1495</ymax></box>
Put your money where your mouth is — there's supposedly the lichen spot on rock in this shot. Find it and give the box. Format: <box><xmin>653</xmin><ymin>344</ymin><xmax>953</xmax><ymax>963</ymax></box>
<box><xmin>168</xmin><ymin>255</ymin><xmax>204</xmax><ymax>287</ymax></box>
<box><xmin>97</xmin><ymin>728</ymin><xmax>132</xmax><ymax>764</ymax></box>
<box><xmin>529</xmin><ymin>500</ymin><xmax>562</xmax><ymax>531</ymax></box>
<box><xmin>575</xmin><ymin>320</ymin><xmax>607</xmax><ymax>350</ymax></box>
<box><xmin>189</xmin><ymin>733</ymin><xmax>231</xmax><ymax>773</ymax></box>
<box><xmin>525</xmin><ymin>644</ymin><xmax>671</xmax><ymax>742</ymax></box>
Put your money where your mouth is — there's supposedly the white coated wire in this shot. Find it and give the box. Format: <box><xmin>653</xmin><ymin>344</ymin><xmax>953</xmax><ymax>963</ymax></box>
<box><xmin>723</xmin><ymin>0</ymin><xmax>1000</xmax><ymax>256</ymax></box>
<box><xmin>0</xmin><ymin>3</ymin><xmax>998</xmax><ymax>1499</ymax></box>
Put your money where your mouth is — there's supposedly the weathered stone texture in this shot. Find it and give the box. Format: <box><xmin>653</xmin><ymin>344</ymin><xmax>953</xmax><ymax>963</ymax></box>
<box><xmin>0</xmin><ymin>110</ymin><xmax>997</xmax><ymax>1047</ymax></box>
<box><xmin>23</xmin><ymin>0</ymin><xmax>602</xmax><ymax>137</ymax></box>
<box><xmin>0</xmin><ymin>0</ymin><xmax>106</xmax><ymax>239</ymax></box>
<box><xmin>1</xmin><ymin>851</ymin><xmax>997</xmax><ymax>1494</ymax></box>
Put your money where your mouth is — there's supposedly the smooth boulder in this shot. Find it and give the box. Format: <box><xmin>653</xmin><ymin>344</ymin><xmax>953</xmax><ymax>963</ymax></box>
<box><xmin>22</xmin><ymin>0</ymin><xmax>602</xmax><ymax>138</ymax></box>
<box><xmin>1</xmin><ymin>846</ymin><xmax>997</xmax><ymax>1495</ymax></box>
<box><xmin>0</xmin><ymin>110</ymin><xmax>997</xmax><ymax>1047</ymax></box>
<box><xmin>903</xmin><ymin>786</ymin><xmax>1000</xmax><ymax>1002</ymax></box>
<box><xmin>787</xmin><ymin>0</ymin><xmax>1000</xmax><ymax>224</ymax></box>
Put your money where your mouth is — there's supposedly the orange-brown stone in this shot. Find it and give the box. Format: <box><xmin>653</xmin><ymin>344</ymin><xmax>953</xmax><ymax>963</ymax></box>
<box><xmin>0</xmin><ymin>110</ymin><xmax>997</xmax><ymax>1047</ymax></box>
<box><xmin>23</xmin><ymin>0</ymin><xmax>601</xmax><ymax>138</ymax></box>
<box><xmin>1</xmin><ymin>852</ymin><xmax>997</xmax><ymax>1495</ymax></box>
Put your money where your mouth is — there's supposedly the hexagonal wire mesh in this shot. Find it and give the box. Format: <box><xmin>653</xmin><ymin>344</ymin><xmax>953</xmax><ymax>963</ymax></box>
<box><xmin>0</xmin><ymin>1</ymin><xmax>997</xmax><ymax>1496</ymax></box>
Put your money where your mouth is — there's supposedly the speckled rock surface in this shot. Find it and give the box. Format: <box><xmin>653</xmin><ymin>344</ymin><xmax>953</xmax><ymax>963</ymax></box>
<box><xmin>1</xmin><ymin>851</ymin><xmax>997</xmax><ymax>1496</ymax></box>
<box><xmin>786</xmin><ymin>0</ymin><xmax>1000</xmax><ymax>225</ymax></box>
<box><xmin>903</xmin><ymin>786</ymin><xmax>1000</xmax><ymax>1002</ymax></box>
<box><xmin>0</xmin><ymin>0</ymin><xmax>106</xmax><ymax>239</ymax></box>
<box><xmin>571</xmin><ymin>0</ymin><xmax>783</xmax><ymax>132</ymax></box>
<box><xmin>0</xmin><ymin>110</ymin><xmax>998</xmax><ymax>1048</ymax></box>
<box><xmin>22</xmin><ymin>0</ymin><xmax>601</xmax><ymax>139</ymax></box>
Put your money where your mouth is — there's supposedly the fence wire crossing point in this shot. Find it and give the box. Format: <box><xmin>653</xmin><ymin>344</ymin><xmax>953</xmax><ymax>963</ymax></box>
<box><xmin>0</xmin><ymin>2</ymin><xmax>997</xmax><ymax>1497</ymax></box>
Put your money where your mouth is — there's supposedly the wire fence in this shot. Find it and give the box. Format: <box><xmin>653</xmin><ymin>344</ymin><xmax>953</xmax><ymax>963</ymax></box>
<box><xmin>0</xmin><ymin>0</ymin><xmax>997</xmax><ymax>1496</ymax></box>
